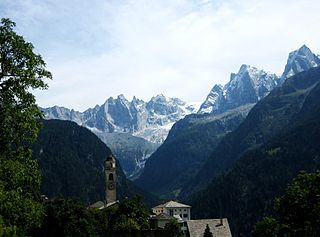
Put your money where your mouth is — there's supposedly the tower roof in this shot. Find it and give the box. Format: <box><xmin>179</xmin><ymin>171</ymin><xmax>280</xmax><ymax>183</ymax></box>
<box><xmin>106</xmin><ymin>154</ymin><xmax>115</xmax><ymax>162</ymax></box>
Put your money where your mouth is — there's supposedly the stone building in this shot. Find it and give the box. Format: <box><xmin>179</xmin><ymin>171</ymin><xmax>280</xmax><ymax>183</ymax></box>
<box><xmin>151</xmin><ymin>200</ymin><xmax>191</xmax><ymax>231</ymax></box>
<box><xmin>105</xmin><ymin>154</ymin><xmax>117</xmax><ymax>205</ymax></box>
<box><xmin>89</xmin><ymin>154</ymin><xmax>118</xmax><ymax>209</ymax></box>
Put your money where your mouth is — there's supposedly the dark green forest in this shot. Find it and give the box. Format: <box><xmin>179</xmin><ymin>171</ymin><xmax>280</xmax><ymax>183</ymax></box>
<box><xmin>33</xmin><ymin>119</ymin><xmax>158</xmax><ymax>207</ymax></box>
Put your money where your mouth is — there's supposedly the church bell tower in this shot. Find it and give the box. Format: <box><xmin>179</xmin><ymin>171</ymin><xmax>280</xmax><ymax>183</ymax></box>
<box><xmin>105</xmin><ymin>155</ymin><xmax>117</xmax><ymax>204</ymax></box>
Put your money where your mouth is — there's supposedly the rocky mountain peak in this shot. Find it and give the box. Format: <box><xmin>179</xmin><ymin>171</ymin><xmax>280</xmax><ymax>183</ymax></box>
<box><xmin>198</xmin><ymin>64</ymin><xmax>279</xmax><ymax>114</ymax></box>
<box><xmin>149</xmin><ymin>94</ymin><xmax>168</xmax><ymax>103</ymax></box>
<box><xmin>117</xmin><ymin>94</ymin><xmax>127</xmax><ymax>100</ymax></box>
<box><xmin>280</xmin><ymin>45</ymin><xmax>320</xmax><ymax>83</ymax></box>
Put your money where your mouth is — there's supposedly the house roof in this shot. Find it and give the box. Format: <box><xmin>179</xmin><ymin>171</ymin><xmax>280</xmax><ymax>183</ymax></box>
<box><xmin>106</xmin><ymin>155</ymin><xmax>115</xmax><ymax>162</ymax></box>
<box><xmin>187</xmin><ymin>219</ymin><xmax>232</xmax><ymax>237</ymax></box>
<box><xmin>153</xmin><ymin>200</ymin><xmax>191</xmax><ymax>209</ymax></box>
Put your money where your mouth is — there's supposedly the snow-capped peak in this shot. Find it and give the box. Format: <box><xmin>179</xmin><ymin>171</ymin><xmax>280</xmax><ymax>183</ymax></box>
<box><xmin>280</xmin><ymin>45</ymin><xmax>320</xmax><ymax>83</ymax></box>
<box><xmin>42</xmin><ymin>94</ymin><xmax>196</xmax><ymax>144</ymax></box>
<box><xmin>198</xmin><ymin>64</ymin><xmax>279</xmax><ymax>114</ymax></box>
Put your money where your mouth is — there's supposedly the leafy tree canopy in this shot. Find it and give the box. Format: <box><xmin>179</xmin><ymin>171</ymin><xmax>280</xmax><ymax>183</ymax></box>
<box><xmin>32</xmin><ymin>198</ymin><xmax>100</xmax><ymax>237</ymax></box>
<box><xmin>252</xmin><ymin>171</ymin><xmax>320</xmax><ymax>237</ymax></box>
<box><xmin>0</xmin><ymin>18</ymin><xmax>52</xmax><ymax>235</ymax></box>
<box><xmin>164</xmin><ymin>219</ymin><xmax>183</xmax><ymax>237</ymax></box>
<box><xmin>110</xmin><ymin>196</ymin><xmax>150</xmax><ymax>232</ymax></box>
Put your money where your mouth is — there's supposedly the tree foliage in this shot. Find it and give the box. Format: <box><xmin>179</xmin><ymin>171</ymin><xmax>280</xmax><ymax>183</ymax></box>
<box><xmin>0</xmin><ymin>18</ymin><xmax>52</xmax><ymax>235</ymax></box>
<box><xmin>110</xmin><ymin>196</ymin><xmax>150</xmax><ymax>233</ymax></box>
<box><xmin>252</xmin><ymin>171</ymin><xmax>320</xmax><ymax>237</ymax></box>
<box><xmin>252</xmin><ymin>216</ymin><xmax>278</xmax><ymax>237</ymax></box>
<box><xmin>0</xmin><ymin>18</ymin><xmax>51</xmax><ymax>152</ymax></box>
<box><xmin>32</xmin><ymin>198</ymin><xmax>101</xmax><ymax>237</ymax></box>
<box><xmin>164</xmin><ymin>219</ymin><xmax>182</xmax><ymax>237</ymax></box>
<box><xmin>31</xmin><ymin>196</ymin><xmax>151</xmax><ymax>237</ymax></box>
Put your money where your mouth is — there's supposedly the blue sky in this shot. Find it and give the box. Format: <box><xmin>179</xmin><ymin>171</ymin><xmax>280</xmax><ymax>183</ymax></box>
<box><xmin>1</xmin><ymin>0</ymin><xmax>320</xmax><ymax>111</ymax></box>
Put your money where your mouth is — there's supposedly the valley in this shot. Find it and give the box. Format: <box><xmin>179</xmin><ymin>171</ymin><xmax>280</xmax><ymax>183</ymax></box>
<box><xmin>38</xmin><ymin>45</ymin><xmax>320</xmax><ymax>236</ymax></box>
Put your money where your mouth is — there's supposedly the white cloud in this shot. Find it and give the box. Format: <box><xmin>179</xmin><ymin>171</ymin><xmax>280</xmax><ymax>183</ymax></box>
<box><xmin>1</xmin><ymin>0</ymin><xmax>320</xmax><ymax>110</ymax></box>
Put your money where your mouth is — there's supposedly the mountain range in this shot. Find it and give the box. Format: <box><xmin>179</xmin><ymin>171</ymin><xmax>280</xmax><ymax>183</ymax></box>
<box><xmin>37</xmin><ymin>45</ymin><xmax>320</xmax><ymax>236</ymax></box>
<box><xmin>198</xmin><ymin>44</ymin><xmax>320</xmax><ymax>115</ymax></box>
<box><xmin>42</xmin><ymin>94</ymin><xmax>198</xmax><ymax>143</ymax></box>
<box><xmin>42</xmin><ymin>45</ymin><xmax>320</xmax><ymax>193</ymax></box>
<box><xmin>135</xmin><ymin>45</ymin><xmax>320</xmax><ymax>198</ymax></box>
<box><xmin>42</xmin><ymin>95</ymin><xmax>198</xmax><ymax>178</ymax></box>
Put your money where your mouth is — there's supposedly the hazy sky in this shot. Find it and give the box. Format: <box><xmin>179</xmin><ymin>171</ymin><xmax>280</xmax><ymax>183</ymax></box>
<box><xmin>1</xmin><ymin>0</ymin><xmax>320</xmax><ymax>111</ymax></box>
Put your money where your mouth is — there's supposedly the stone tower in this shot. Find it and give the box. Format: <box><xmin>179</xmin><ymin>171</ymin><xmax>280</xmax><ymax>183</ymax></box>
<box><xmin>105</xmin><ymin>155</ymin><xmax>117</xmax><ymax>204</ymax></box>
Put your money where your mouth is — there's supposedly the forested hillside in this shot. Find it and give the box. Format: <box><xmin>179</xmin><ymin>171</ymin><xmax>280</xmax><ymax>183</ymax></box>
<box><xmin>33</xmin><ymin>119</ymin><xmax>158</xmax><ymax>206</ymax></box>
<box><xmin>136</xmin><ymin>104</ymin><xmax>252</xmax><ymax>198</ymax></box>
<box><xmin>190</xmin><ymin>67</ymin><xmax>320</xmax><ymax>236</ymax></box>
<box><xmin>182</xmin><ymin>66</ymin><xmax>320</xmax><ymax>197</ymax></box>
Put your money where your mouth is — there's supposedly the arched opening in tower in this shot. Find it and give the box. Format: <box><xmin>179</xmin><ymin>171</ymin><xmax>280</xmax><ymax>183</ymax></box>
<box><xmin>109</xmin><ymin>173</ymin><xmax>114</xmax><ymax>181</ymax></box>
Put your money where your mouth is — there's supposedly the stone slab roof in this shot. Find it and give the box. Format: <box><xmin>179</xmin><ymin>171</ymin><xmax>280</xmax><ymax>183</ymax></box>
<box><xmin>153</xmin><ymin>200</ymin><xmax>191</xmax><ymax>209</ymax></box>
<box><xmin>187</xmin><ymin>218</ymin><xmax>232</xmax><ymax>237</ymax></box>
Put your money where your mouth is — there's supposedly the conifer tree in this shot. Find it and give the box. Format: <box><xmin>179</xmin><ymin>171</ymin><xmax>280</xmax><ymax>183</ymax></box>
<box><xmin>203</xmin><ymin>224</ymin><xmax>213</xmax><ymax>237</ymax></box>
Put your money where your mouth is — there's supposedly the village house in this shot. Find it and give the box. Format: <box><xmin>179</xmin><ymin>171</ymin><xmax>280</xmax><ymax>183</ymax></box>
<box><xmin>151</xmin><ymin>200</ymin><xmax>191</xmax><ymax>231</ymax></box>
<box><xmin>151</xmin><ymin>200</ymin><xmax>232</xmax><ymax>236</ymax></box>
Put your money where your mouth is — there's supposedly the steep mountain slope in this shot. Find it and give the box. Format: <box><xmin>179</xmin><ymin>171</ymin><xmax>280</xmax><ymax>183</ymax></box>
<box><xmin>191</xmin><ymin>73</ymin><xmax>320</xmax><ymax>236</ymax></box>
<box><xmin>32</xmin><ymin>119</ymin><xmax>158</xmax><ymax>206</ymax></box>
<box><xmin>135</xmin><ymin>104</ymin><xmax>253</xmax><ymax>198</ymax></box>
<box><xmin>136</xmin><ymin>46</ymin><xmax>320</xmax><ymax>198</ymax></box>
<box><xmin>42</xmin><ymin>94</ymin><xmax>198</xmax><ymax>179</ymax></box>
<box><xmin>182</xmin><ymin>66</ymin><xmax>320</xmax><ymax>198</ymax></box>
<box><xmin>198</xmin><ymin>64</ymin><xmax>279</xmax><ymax>114</ymax></box>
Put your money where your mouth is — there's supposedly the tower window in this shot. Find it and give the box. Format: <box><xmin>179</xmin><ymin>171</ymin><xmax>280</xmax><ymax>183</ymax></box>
<box><xmin>109</xmin><ymin>173</ymin><xmax>114</xmax><ymax>181</ymax></box>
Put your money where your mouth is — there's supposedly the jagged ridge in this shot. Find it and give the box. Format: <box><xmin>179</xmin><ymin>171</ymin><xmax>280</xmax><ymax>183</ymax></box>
<box><xmin>198</xmin><ymin>45</ymin><xmax>320</xmax><ymax>115</ymax></box>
